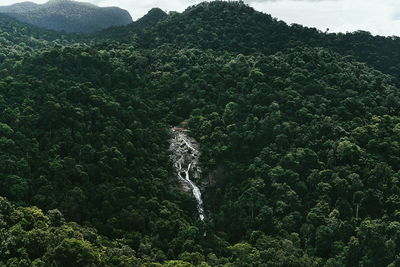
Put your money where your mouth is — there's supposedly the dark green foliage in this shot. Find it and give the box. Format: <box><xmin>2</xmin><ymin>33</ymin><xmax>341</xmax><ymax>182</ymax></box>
<box><xmin>2</xmin><ymin>1</ymin><xmax>400</xmax><ymax>266</ymax></box>
<box><xmin>0</xmin><ymin>196</ymin><xmax>143</xmax><ymax>266</ymax></box>
<box><xmin>113</xmin><ymin>1</ymin><xmax>400</xmax><ymax>82</ymax></box>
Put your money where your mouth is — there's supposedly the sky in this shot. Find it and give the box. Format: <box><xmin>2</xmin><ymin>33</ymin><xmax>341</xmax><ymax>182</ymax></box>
<box><xmin>2</xmin><ymin>0</ymin><xmax>400</xmax><ymax>37</ymax></box>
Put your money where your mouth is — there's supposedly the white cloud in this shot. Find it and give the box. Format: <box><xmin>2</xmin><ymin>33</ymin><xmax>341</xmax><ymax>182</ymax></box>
<box><xmin>93</xmin><ymin>0</ymin><xmax>202</xmax><ymax>19</ymax></box>
<box><xmin>250</xmin><ymin>0</ymin><xmax>400</xmax><ymax>36</ymax></box>
<box><xmin>2</xmin><ymin>0</ymin><xmax>400</xmax><ymax>36</ymax></box>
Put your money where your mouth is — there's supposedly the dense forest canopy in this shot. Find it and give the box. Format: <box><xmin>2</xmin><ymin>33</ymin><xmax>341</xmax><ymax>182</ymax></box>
<box><xmin>1</xmin><ymin>1</ymin><xmax>400</xmax><ymax>266</ymax></box>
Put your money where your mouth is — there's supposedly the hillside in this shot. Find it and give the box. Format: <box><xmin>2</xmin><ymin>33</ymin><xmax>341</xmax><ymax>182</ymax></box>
<box><xmin>110</xmin><ymin>1</ymin><xmax>400</xmax><ymax>81</ymax></box>
<box><xmin>0</xmin><ymin>197</ymin><xmax>143</xmax><ymax>266</ymax></box>
<box><xmin>98</xmin><ymin>7</ymin><xmax>168</xmax><ymax>40</ymax></box>
<box><xmin>0</xmin><ymin>0</ymin><xmax>132</xmax><ymax>33</ymax></box>
<box><xmin>0</xmin><ymin>1</ymin><xmax>39</xmax><ymax>13</ymax></box>
<box><xmin>1</xmin><ymin>1</ymin><xmax>400</xmax><ymax>266</ymax></box>
<box><xmin>0</xmin><ymin>12</ymin><xmax>78</xmax><ymax>70</ymax></box>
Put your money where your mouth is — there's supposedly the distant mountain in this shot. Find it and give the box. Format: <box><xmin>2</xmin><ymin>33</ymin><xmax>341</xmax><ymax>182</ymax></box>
<box><xmin>134</xmin><ymin>8</ymin><xmax>168</xmax><ymax>30</ymax></box>
<box><xmin>98</xmin><ymin>8</ymin><xmax>168</xmax><ymax>39</ymax></box>
<box><xmin>0</xmin><ymin>0</ymin><xmax>133</xmax><ymax>33</ymax></box>
<box><xmin>0</xmin><ymin>12</ymin><xmax>74</xmax><ymax>64</ymax></box>
<box><xmin>0</xmin><ymin>1</ymin><xmax>39</xmax><ymax>13</ymax></box>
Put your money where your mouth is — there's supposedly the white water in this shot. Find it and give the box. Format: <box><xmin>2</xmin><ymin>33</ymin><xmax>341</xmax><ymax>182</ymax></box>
<box><xmin>169</xmin><ymin>129</ymin><xmax>205</xmax><ymax>220</ymax></box>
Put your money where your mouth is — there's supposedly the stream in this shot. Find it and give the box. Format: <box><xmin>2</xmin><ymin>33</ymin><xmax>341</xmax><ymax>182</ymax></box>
<box><xmin>169</xmin><ymin>128</ymin><xmax>205</xmax><ymax>220</ymax></box>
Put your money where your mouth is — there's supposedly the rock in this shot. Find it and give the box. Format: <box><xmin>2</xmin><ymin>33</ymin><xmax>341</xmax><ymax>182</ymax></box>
<box><xmin>169</xmin><ymin>127</ymin><xmax>205</xmax><ymax>220</ymax></box>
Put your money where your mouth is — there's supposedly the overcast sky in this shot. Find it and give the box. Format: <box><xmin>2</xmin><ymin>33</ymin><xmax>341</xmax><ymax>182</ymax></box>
<box><xmin>2</xmin><ymin>0</ymin><xmax>400</xmax><ymax>36</ymax></box>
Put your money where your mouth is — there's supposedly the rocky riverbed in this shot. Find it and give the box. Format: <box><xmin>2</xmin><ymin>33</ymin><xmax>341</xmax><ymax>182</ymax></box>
<box><xmin>169</xmin><ymin>128</ymin><xmax>205</xmax><ymax>220</ymax></box>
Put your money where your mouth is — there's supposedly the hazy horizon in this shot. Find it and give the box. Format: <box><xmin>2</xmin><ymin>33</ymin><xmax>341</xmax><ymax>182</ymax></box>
<box><xmin>2</xmin><ymin>0</ymin><xmax>400</xmax><ymax>37</ymax></box>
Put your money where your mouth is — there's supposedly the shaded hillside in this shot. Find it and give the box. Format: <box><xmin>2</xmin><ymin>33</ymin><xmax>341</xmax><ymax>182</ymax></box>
<box><xmin>0</xmin><ymin>0</ymin><xmax>132</xmax><ymax>33</ymax></box>
<box><xmin>138</xmin><ymin>1</ymin><xmax>316</xmax><ymax>53</ymax></box>
<box><xmin>113</xmin><ymin>1</ymin><xmax>400</xmax><ymax>80</ymax></box>
<box><xmin>0</xmin><ymin>13</ymin><xmax>77</xmax><ymax>68</ymax></box>
<box><xmin>98</xmin><ymin>8</ymin><xmax>168</xmax><ymax>40</ymax></box>
<box><xmin>0</xmin><ymin>1</ymin><xmax>39</xmax><ymax>13</ymax></box>
<box><xmin>134</xmin><ymin>8</ymin><xmax>168</xmax><ymax>30</ymax></box>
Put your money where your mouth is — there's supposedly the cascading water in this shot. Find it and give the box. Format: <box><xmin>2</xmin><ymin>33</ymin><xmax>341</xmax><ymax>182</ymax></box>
<box><xmin>169</xmin><ymin>128</ymin><xmax>205</xmax><ymax>220</ymax></box>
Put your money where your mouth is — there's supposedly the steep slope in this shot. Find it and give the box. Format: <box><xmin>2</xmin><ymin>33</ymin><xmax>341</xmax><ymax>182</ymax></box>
<box><xmin>118</xmin><ymin>1</ymin><xmax>400</xmax><ymax>80</ymax></box>
<box><xmin>134</xmin><ymin>8</ymin><xmax>168</xmax><ymax>30</ymax></box>
<box><xmin>98</xmin><ymin>7</ymin><xmax>168</xmax><ymax>40</ymax></box>
<box><xmin>0</xmin><ymin>1</ymin><xmax>39</xmax><ymax>13</ymax></box>
<box><xmin>0</xmin><ymin>0</ymin><xmax>133</xmax><ymax>33</ymax></box>
<box><xmin>135</xmin><ymin>2</ymin><xmax>322</xmax><ymax>53</ymax></box>
<box><xmin>0</xmin><ymin>13</ymin><xmax>76</xmax><ymax>67</ymax></box>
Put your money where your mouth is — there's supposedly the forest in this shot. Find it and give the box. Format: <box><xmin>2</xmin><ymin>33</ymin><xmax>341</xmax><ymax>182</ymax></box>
<box><xmin>0</xmin><ymin>0</ymin><xmax>132</xmax><ymax>33</ymax></box>
<box><xmin>1</xmin><ymin>1</ymin><xmax>400</xmax><ymax>266</ymax></box>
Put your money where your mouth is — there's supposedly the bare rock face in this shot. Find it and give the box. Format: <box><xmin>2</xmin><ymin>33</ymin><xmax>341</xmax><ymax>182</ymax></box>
<box><xmin>169</xmin><ymin>128</ymin><xmax>205</xmax><ymax>220</ymax></box>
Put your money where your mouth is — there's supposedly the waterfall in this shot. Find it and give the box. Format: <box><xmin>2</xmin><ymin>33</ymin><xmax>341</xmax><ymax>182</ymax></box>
<box><xmin>169</xmin><ymin>128</ymin><xmax>205</xmax><ymax>220</ymax></box>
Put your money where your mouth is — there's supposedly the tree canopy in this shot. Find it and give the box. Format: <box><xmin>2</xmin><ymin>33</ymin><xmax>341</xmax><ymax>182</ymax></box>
<box><xmin>1</xmin><ymin>1</ymin><xmax>400</xmax><ymax>266</ymax></box>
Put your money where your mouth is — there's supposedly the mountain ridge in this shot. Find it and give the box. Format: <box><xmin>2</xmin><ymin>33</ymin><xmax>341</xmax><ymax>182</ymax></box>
<box><xmin>0</xmin><ymin>0</ymin><xmax>133</xmax><ymax>33</ymax></box>
<box><xmin>0</xmin><ymin>2</ymin><xmax>39</xmax><ymax>13</ymax></box>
